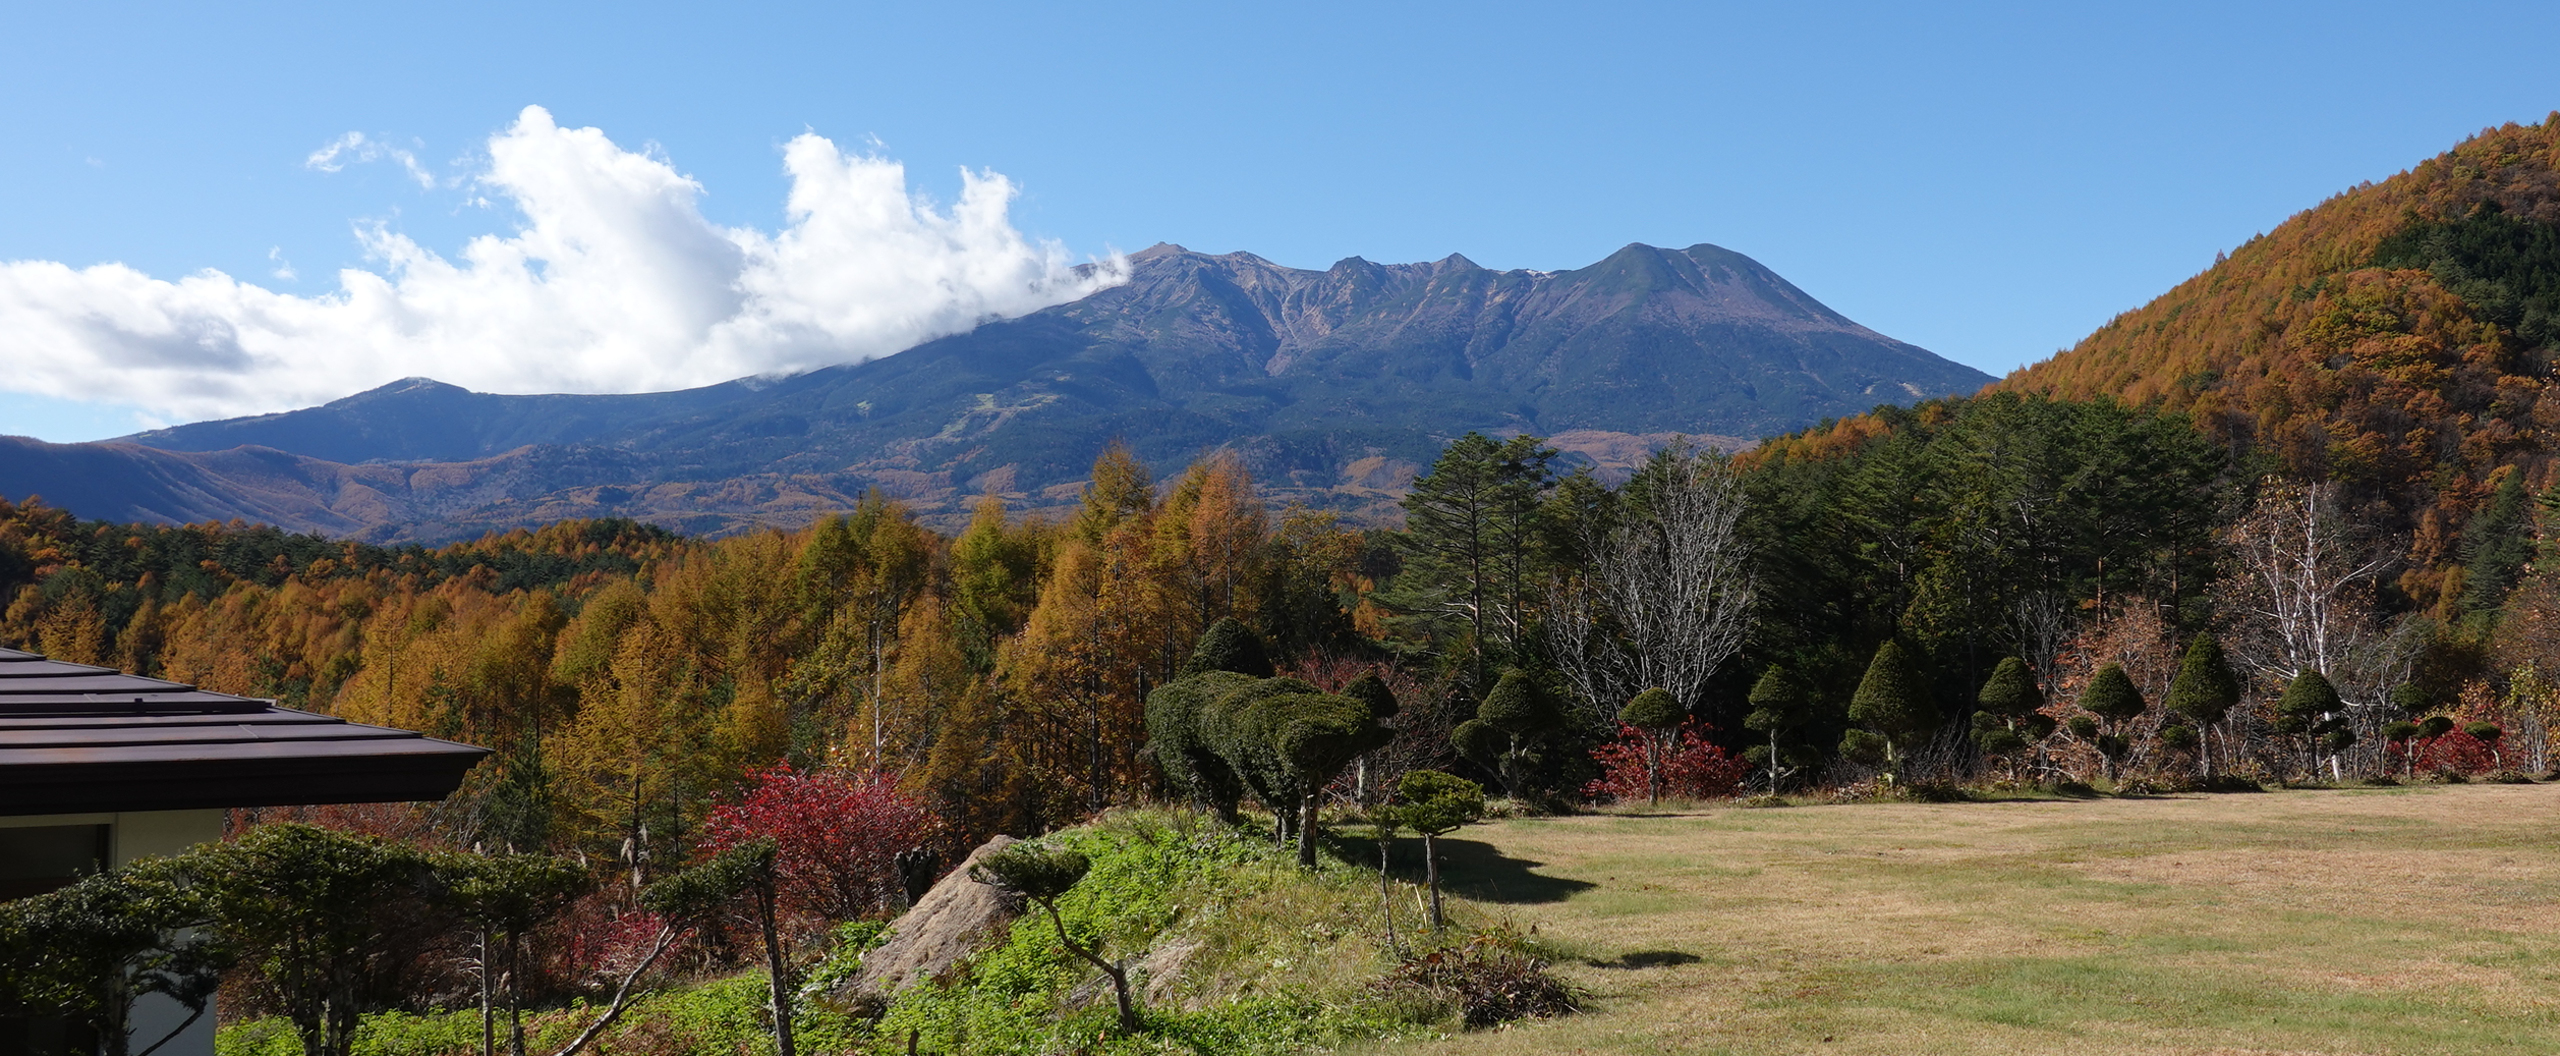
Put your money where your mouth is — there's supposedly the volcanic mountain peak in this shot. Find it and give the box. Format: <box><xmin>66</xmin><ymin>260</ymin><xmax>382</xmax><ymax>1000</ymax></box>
<box><xmin>17</xmin><ymin>240</ymin><xmax>1989</xmax><ymax>541</ymax></box>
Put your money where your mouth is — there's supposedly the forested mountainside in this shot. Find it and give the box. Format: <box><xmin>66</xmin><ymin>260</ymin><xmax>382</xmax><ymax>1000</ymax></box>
<box><xmin>1995</xmin><ymin>114</ymin><xmax>2560</xmax><ymax>616</ymax></box>
<box><xmin>0</xmin><ymin>397</ymin><xmax>2254</xmax><ymax>858</ymax></box>
<box><xmin>0</xmin><ymin>242</ymin><xmax>1988</xmax><ymax>542</ymax></box>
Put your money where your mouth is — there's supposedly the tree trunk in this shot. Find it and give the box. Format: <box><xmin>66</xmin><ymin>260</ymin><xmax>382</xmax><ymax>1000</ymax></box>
<box><xmin>545</xmin><ymin>920</ymin><xmax>687</xmax><ymax>1056</ymax></box>
<box><xmin>757</xmin><ymin>884</ymin><xmax>797</xmax><ymax>1056</ymax></box>
<box><xmin>1768</xmin><ymin>728</ymin><xmax>1784</xmax><ymax>794</ymax></box>
<box><xmin>1423</xmin><ymin>832</ymin><xmax>1445</xmax><ymax>930</ymax></box>
<box><xmin>507</xmin><ymin>933</ymin><xmax>528</xmax><ymax>1056</ymax></box>
<box><xmin>478</xmin><ymin>928</ymin><xmax>496</xmax><ymax>1056</ymax></box>
<box><xmin>1296</xmin><ymin>794</ymin><xmax>1319</xmax><ymax>868</ymax></box>
<box><xmin>1647</xmin><ymin>731</ymin><xmax>1663</xmax><ymax>805</ymax></box>
<box><xmin>101</xmin><ymin>973</ymin><xmax>130</xmax><ymax>1056</ymax></box>
<box><xmin>1377</xmin><ymin>834</ymin><xmax>1399</xmax><ymax>953</ymax></box>
<box><xmin>1038</xmin><ymin>898</ymin><xmax>1137</xmax><ymax>1031</ymax></box>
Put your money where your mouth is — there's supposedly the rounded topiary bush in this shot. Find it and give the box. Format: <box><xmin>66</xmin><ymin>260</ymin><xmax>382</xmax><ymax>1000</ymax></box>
<box><xmin>1618</xmin><ymin>687</ymin><xmax>1682</xmax><ymax>730</ymax></box>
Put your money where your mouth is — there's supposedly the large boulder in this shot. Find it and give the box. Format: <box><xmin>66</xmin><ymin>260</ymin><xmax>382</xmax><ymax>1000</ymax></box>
<box><xmin>836</xmin><ymin>835</ymin><xmax>1026</xmax><ymax>1006</ymax></box>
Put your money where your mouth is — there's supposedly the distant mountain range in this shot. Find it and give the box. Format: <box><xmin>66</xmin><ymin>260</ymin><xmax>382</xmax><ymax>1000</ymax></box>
<box><xmin>0</xmin><ymin>242</ymin><xmax>1992</xmax><ymax>541</ymax></box>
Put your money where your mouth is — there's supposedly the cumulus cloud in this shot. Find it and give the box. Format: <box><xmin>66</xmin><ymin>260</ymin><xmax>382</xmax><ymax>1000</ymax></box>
<box><xmin>0</xmin><ymin>106</ymin><xmax>1124</xmax><ymax>422</ymax></box>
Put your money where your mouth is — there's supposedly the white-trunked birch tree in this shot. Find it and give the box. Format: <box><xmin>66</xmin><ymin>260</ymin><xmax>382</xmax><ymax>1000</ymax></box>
<box><xmin>1549</xmin><ymin>442</ymin><xmax>1755</xmax><ymax>726</ymax></box>
<box><xmin>2217</xmin><ymin>477</ymin><xmax>2417</xmax><ymax>779</ymax></box>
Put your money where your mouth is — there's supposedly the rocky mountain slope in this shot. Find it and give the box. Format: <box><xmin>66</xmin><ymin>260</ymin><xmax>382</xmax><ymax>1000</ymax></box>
<box><xmin>4</xmin><ymin>242</ymin><xmax>1990</xmax><ymax>541</ymax></box>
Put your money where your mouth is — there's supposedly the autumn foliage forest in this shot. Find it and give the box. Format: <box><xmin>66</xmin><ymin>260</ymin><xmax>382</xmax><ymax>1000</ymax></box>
<box><xmin>14</xmin><ymin>114</ymin><xmax>2560</xmax><ymax>1052</ymax></box>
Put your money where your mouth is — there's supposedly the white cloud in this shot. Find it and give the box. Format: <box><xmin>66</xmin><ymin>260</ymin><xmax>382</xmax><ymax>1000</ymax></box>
<box><xmin>304</xmin><ymin>131</ymin><xmax>436</xmax><ymax>189</ymax></box>
<box><xmin>0</xmin><ymin>106</ymin><xmax>1124</xmax><ymax>422</ymax></box>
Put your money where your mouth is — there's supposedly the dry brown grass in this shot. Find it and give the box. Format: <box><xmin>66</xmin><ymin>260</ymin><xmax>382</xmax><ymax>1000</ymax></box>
<box><xmin>1348</xmin><ymin>783</ymin><xmax>2560</xmax><ymax>1056</ymax></box>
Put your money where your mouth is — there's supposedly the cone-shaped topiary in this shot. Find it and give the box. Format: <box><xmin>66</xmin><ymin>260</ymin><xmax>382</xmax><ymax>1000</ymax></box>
<box><xmin>1183</xmin><ymin>617</ymin><xmax>1273</xmax><ymax>678</ymax></box>
<box><xmin>1619</xmin><ymin>687</ymin><xmax>1683</xmax><ymax>730</ymax></box>
<box><xmin>1458</xmin><ymin>670</ymin><xmax>1561</xmax><ymax>800</ymax></box>
<box><xmin>1848</xmin><ymin>641</ymin><xmax>1934</xmax><ymax>771</ymax></box>
<box><xmin>1746</xmin><ymin>666</ymin><xmax>1809</xmax><ymax>732</ymax></box>
<box><xmin>1976</xmin><ymin>657</ymin><xmax>2044</xmax><ymax>718</ymax></box>
<box><xmin>1744</xmin><ymin>665</ymin><xmax>1817</xmax><ymax>793</ymax></box>
<box><xmin>2081</xmin><ymin>664</ymin><xmax>2146</xmax><ymax>724</ymax></box>
<box><xmin>1972</xmin><ymin>656</ymin><xmax>2047</xmax><ymax>767</ymax></box>
<box><xmin>2276</xmin><ymin>668</ymin><xmax>2352</xmax><ymax>778</ymax></box>
<box><xmin>2165</xmin><ymin>634</ymin><xmax>2240</xmax><ymax>726</ymax></box>
<box><xmin>2075</xmin><ymin>664</ymin><xmax>2142</xmax><ymax>782</ymax></box>
<box><xmin>1479</xmin><ymin>670</ymin><xmax>1558</xmax><ymax>734</ymax></box>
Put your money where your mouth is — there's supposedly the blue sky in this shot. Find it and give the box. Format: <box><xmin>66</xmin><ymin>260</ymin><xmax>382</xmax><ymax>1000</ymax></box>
<box><xmin>3</xmin><ymin>1</ymin><xmax>2558</xmax><ymax>441</ymax></box>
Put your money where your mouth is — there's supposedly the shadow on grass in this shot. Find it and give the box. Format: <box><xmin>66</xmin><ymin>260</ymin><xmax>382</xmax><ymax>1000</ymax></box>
<box><xmin>1326</xmin><ymin>835</ymin><xmax>1599</xmax><ymax>904</ymax></box>
<box><xmin>1428</xmin><ymin>838</ymin><xmax>1600</xmax><ymax>904</ymax></box>
<box><xmin>1586</xmin><ymin>950</ymin><xmax>1701</xmax><ymax>969</ymax></box>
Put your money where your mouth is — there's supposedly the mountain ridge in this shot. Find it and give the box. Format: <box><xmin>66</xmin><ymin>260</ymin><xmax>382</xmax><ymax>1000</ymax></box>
<box><xmin>1759</xmin><ymin>115</ymin><xmax>2560</xmax><ymax>617</ymax></box>
<box><xmin>8</xmin><ymin>241</ymin><xmax>1991</xmax><ymax>541</ymax></box>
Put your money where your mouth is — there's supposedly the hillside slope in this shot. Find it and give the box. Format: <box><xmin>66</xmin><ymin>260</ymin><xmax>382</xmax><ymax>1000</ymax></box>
<box><xmin>1876</xmin><ymin>115</ymin><xmax>2560</xmax><ymax>612</ymax></box>
<box><xmin>8</xmin><ymin>243</ymin><xmax>1987</xmax><ymax>541</ymax></box>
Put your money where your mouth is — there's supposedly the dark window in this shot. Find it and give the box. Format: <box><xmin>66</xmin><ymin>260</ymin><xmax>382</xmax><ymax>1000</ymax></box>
<box><xmin>0</xmin><ymin>825</ymin><xmax>111</xmax><ymax>1056</ymax></box>
<box><xmin>0</xmin><ymin>1016</ymin><xmax>101</xmax><ymax>1056</ymax></box>
<box><xmin>0</xmin><ymin>825</ymin><xmax>109</xmax><ymax>900</ymax></box>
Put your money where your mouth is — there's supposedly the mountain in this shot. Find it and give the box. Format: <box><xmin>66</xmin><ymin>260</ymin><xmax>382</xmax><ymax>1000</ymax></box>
<box><xmin>4</xmin><ymin>242</ymin><xmax>1990</xmax><ymax>541</ymax></box>
<box><xmin>1764</xmin><ymin>115</ymin><xmax>2560</xmax><ymax>616</ymax></box>
<box><xmin>121</xmin><ymin>376</ymin><xmax>758</xmax><ymax>465</ymax></box>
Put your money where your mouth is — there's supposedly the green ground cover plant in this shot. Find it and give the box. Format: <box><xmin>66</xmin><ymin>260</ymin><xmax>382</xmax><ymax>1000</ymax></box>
<box><xmin>215</xmin><ymin>807</ymin><xmax>1567</xmax><ymax>1056</ymax></box>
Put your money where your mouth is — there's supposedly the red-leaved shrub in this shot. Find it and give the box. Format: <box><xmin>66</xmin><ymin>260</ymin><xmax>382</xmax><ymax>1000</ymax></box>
<box><xmin>699</xmin><ymin>764</ymin><xmax>940</xmax><ymax>921</ymax></box>
<box><xmin>2409</xmin><ymin>731</ymin><xmax>2499</xmax><ymax>775</ymax></box>
<box><xmin>1583</xmin><ymin>721</ymin><xmax>1750</xmax><ymax>802</ymax></box>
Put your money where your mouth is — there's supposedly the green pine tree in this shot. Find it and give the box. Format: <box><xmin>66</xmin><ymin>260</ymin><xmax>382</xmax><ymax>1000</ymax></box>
<box><xmin>2163</xmin><ymin>633</ymin><xmax>2240</xmax><ymax>777</ymax></box>
<box><xmin>1846</xmin><ymin>641</ymin><xmax>1935</xmax><ymax>779</ymax></box>
<box><xmin>1618</xmin><ymin>687</ymin><xmax>1684</xmax><ymax>803</ymax></box>
<box><xmin>1456</xmin><ymin>669</ymin><xmax>1562</xmax><ymax>800</ymax></box>
<box><xmin>1743</xmin><ymin>665</ymin><xmax>1819</xmax><ymax>793</ymax></box>
<box><xmin>1970</xmin><ymin>656</ymin><xmax>2052</xmax><ymax>780</ymax></box>
<box><xmin>2274</xmin><ymin>669</ymin><xmax>2353</xmax><ymax>782</ymax></box>
<box><xmin>2077</xmin><ymin>663</ymin><xmax>2145</xmax><ymax>780</ymax></box>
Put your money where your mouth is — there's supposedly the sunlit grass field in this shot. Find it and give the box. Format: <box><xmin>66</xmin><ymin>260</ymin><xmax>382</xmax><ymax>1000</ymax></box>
<box><xmin>1369</xmin><ymin>783</ymin><xmax>2560</xmax><ymax>1056</ymax></box>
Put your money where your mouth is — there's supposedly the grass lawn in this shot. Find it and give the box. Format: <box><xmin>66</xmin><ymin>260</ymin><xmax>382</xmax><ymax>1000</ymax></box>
<box><xmin>1360</xmin><ymin>783</ymin><xmax>2560</xmax><ymax>1056</ymax></box>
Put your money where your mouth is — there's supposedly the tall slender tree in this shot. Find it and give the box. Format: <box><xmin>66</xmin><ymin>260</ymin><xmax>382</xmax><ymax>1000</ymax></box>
<box><xmin>2163</xmin><ymin>633</ymin><xmax>2240</xmax><ymax>777</ymax></box>
<box><xmin>1845</xmin><ymin>641</ymin><xmax>1935</xmax><ymax>779</ymax></box>
<box><xmin>1743</xmin><ymin>665</ymin><xmax>1818</xmax><ymax>793</ymax></box>
<box><xmin>1395</xmin><ymin>432</ymin><xmax>1557</xmax><ymax>679</ymax></box>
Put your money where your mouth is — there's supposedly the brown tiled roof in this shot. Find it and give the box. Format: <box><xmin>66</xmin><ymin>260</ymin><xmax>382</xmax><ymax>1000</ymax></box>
<box><xmin>0</xmin><ymin>647</ymin><xmax>490</xmax><ymax>816</ymax></box>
